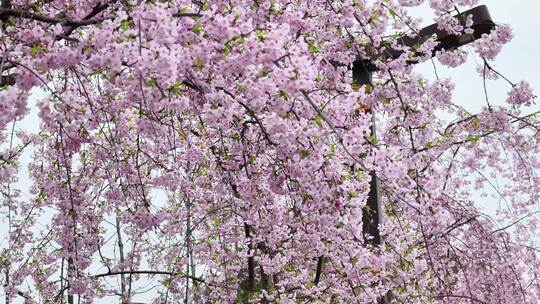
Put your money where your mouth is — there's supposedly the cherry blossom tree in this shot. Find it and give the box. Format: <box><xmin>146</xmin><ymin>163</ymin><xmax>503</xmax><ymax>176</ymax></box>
<box><xmin>0</xmin><ymin>0</ymin><xmax>538</xmax><ymax>303</ymax></box>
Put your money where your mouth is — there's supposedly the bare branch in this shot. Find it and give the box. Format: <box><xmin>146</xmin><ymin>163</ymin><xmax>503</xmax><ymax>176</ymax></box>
<box><xmin>93</xmin><ymin>270</ymin><xmax>208</xmax><ymax>285</ymax></box>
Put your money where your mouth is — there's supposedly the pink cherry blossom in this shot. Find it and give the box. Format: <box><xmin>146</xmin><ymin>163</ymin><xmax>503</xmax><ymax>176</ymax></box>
<box><xmin>507</xmin><ymin>81</ymin><xmax>536</xmax><ymax>105</ymax></box>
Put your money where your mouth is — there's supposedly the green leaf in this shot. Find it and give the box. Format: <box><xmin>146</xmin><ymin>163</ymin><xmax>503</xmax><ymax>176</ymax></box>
<box><xmin>307</xmin><ymin>42</ymin><xmax>319</xmax><ymax>54</ymax></box>
<box><xmin>279</xmin><ymin>91</ymin><xmax>290</xmax><ymax>100</ymax></box>
<box><xmin>467</xmin><ymin>134</ymin><xmax>481</xmax><ymax>143</ymax></box>
<box><xmin>123</xmin><ymin>0</ymin><xmax>134</xmax><ymax>10</ymax></box>
<box><xmin>221</xmin><ymin>36</ymin><xmax>244</xmax><ymax>55</ymax></box>
<box><xmin>255</xmin><ymin>29</ymin><xmax>266</xmax><ymax>40</ymax></box>
<box><xmin>230</xmin><ymin>132</ymin><xmax>241</xmax><ymax>141</ymax></box>
<box><xmin>192</xmin><ymin>23</ymin><xmax>204</xmax><ymax>34</ymax></box>
<box><xmin>364</xmin><ymin>84</ymin><xmax>372</xmax><ymax>94</ymax></box>
<box><xmin>352</xmin><ymin>80</ymin><xmax>361</xmax><ymax>92</ymax></box>
<box><xmin>31</xmin><ymin>3</ymin><xmax>42</xmax><ymax>12</ymax></box>
<box><xmin>169</xmin><ymin>82</ymin><xmax>184</xmax><ymax>95</ymax></box>
<box><xmin>329</xmin><ymin>143</ymin><xmax>335</xmax><ymax>155</ymax></box>
<box><xmin>148</xmin><ymin>77</ymin><xmax>158</xmax><ymax>88</ymax></box>
<box><xmin>82</xmin><ymin>44</ymin><xmax>92</xmax><ymax>54</ymax></box>
<box><xmin>471</xmin><ymin>117</ymin><xmax>481</xmax><ymax>128</ymax></box>
<box><xmin>120</xmin><ymin>19</ymin><xmax>130</xmax><ymax>31</ymax></box>
<box><xmin>201</xmin><ymin>1</ymin><xmax>209</xmax><ymax>11</ymax></box>
<box><xmin>30</xmin><ymin>44</ymin><xmax>46</xmax><ymax>56</ymax></box>
<box><xmin>367</xmin><ymin>135</ymin><xmax>377</xmax><ymax>144</ymax></box>
<box><xmin>222</xmin><ymin>43</ymin><xmax>232</xmax><ymax>55</ymax></box>
<box><xmin>194</xmin><ymin>57</ymin><xmax>204</xmax><ymax>70</ymax></box>
<box><xmin>314</xmin><ymin>115</ymin><xmax>323</xmax><ymax>127</ymax></box>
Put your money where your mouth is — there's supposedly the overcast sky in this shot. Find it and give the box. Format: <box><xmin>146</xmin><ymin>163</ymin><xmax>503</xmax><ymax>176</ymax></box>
<box><xmin>409</xmin><ymin>1</ymin><xmax>540</xmax><ymax>219</ymax></box>
<box><xmin>413</xmin><ymin>0</ymin><xmax>540</xmax><ymax>112</ymax></box>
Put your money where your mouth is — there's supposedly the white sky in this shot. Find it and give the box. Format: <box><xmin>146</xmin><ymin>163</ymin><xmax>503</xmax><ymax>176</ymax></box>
<box><xmin>413</xmin><ymin>0</ymin><xmax>540</xmax><ymax>112</ymax></box>
<box><xmin>409</xmin><ymin>0</ymin><xmax>540</xmax><ymax>219</ymax></box>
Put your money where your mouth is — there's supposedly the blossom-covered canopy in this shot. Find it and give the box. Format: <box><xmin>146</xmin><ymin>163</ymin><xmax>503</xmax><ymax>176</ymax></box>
<box><xmin>0</xmin><ymin>0</ymin><xmax>538</xmax><ymax>303</ymax></box>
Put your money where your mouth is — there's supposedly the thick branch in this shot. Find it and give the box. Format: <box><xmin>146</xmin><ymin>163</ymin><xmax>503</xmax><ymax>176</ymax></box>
<box><xmin>0</xmin><ymin>7</ymin><xmax>199</xmax><ymax>30</ymax></box>
<box><xmin>0</xmin><ymin>75</ymin><xmax>15</xmax><ymax>86</ymax></box>
<box><xmin>0</xmin><ymin>8</ymin><xmax>111</xmax><ymax>26</ymax></box>
<box><xmin>172</xmin><ymin>12</ymin><xmax>202</xmax><ymax>18</ymax></box>
<box><xmin>93</xmin><ymin>270</ymin><xmax>208</xmax><ymax>285</ymax></box>
<box><xmin>313</xmin><ymin>255</ymin><xmax>324</xmax><ymax>285</ymax></box>
<box><xmin>243</xmin><ymin>222</ymin><xmax>256</xmax><ymax>293</ymax></box>
<box><xmin>61</xmin><ymin>1</ymin><xmax>111</xmax><ymax>38</ymax></box>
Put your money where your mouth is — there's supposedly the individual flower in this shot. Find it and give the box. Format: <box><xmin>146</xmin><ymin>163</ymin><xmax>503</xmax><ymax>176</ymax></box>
<box><xmin>506</xmin><ymin>81</ymin><xmax>535</xmax><ymax>106</ymax></box>
<box><xmin>494</xmin><ymin>24</ymin><xmax>513</xmax><ymax>44</ymax></box>
<box><xmin>473</xmin><ymin>33</ymin><xmax>503</xmax><ymax>60</ymax></box>
<box><xmin>436</xmin><ymin>49</ymin><xmax>467</xmax><ymax>67</ymax></box>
